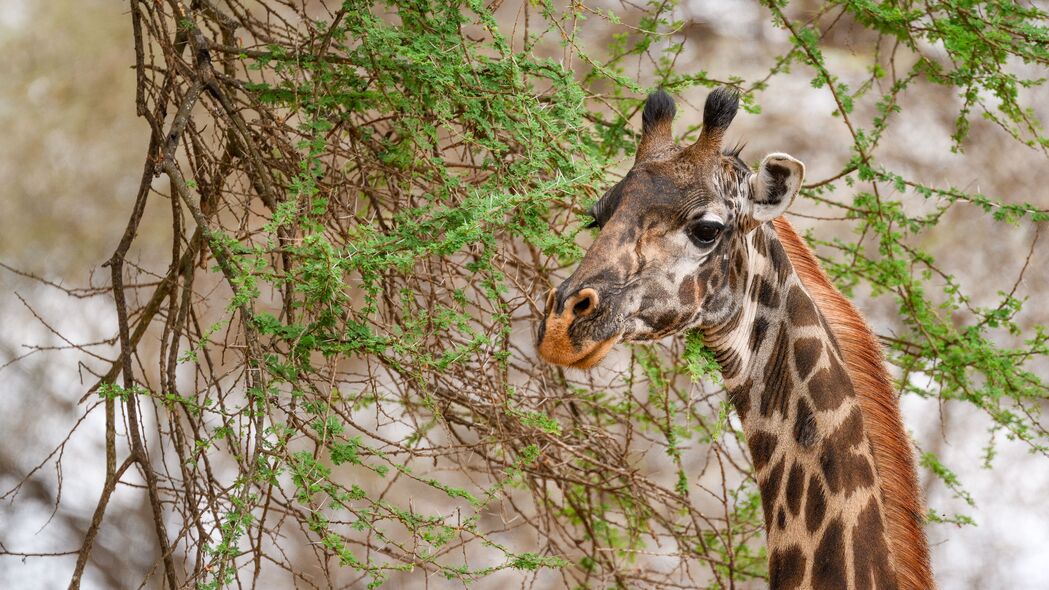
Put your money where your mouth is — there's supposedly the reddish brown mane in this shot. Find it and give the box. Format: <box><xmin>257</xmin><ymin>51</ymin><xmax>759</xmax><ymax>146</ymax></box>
<box><xmin>773</xmin><ymin>217</ymin><xmax>933</xmax><ymax>590</ymax></box>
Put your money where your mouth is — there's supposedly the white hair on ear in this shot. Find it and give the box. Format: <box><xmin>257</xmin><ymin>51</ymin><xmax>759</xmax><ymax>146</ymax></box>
<box><xmin>748</xmin><ymin>153</ymin><xmax>804</xmax><ymax>222</ymax></box>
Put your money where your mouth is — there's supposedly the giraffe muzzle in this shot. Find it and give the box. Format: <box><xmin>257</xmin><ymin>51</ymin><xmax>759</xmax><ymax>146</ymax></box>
<box><xmin>536</xmin><ymin>287</ymin><xmax>621</xmax><ymax>369</ymax></box>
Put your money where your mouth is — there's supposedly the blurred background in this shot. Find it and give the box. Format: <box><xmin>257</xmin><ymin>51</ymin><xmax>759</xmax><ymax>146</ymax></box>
<box><xmin>1</xmin><ymin>0</ymin><xmax>1048</xmax><ymax>588</ymax></box>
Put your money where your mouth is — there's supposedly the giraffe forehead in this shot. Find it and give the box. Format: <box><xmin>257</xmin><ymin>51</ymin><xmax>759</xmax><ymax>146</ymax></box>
<box><xmin>609</xmin><ymin>162</ymin><xmax>745</xmax><ymax>225</ymax></box>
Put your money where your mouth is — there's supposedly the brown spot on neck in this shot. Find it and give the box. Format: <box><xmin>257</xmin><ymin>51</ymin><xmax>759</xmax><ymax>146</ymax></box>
<box><xmin>760</xmin><ymin>325</ymin><xmax>793</xmax><ymax>417</ymax></box>
<box><xmin>805</xmin><ymin>473</ymin><xmax>827</xmax><ymax>534</ymax></box>
<box><xmin>761</xmin><ymin>458</ymin><xmax>786</xmax><ymax>533</ymax></box>
<box><xmin>854</xmin><ymin>497</ymin><xmax>900</xmax><ymax>590</ymax></box>
<box><xmin>812</xmin><ymin>516</ymin><xmax>847</xmax><ymax>590</ymax></box>
<box><xmin>785</xmin><ymin>462</ymin><xmax>805</xmax><ymax>516</ymax></box>
<box><xmin>770</xmin><ymin>545</ymin><xmax>806</xmax><ymax>589</ymax></box>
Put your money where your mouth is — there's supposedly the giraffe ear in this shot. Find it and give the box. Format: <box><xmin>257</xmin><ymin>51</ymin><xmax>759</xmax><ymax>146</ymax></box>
<box><xmin>747</xmin><ymin>153</ymin><xmax>804</xmax><ymax>222</ymax></box>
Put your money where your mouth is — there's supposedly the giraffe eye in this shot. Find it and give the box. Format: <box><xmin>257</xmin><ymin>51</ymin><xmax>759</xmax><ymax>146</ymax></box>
<box><xmin>688</xmin><ymin>220</ymin><xmax>724</xmax><ymax>246</ymax></box>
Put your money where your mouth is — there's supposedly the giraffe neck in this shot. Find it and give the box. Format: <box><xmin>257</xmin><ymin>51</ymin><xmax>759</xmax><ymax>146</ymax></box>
<box><xmin>705</xmin><ymin>226</ymin><xmax>900</xmax><ymax>590</ymax></box>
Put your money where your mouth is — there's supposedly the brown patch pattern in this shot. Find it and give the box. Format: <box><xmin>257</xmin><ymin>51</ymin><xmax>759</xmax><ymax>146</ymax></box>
<box><xmin>820</xmin><ymin>408</ymin><xmax>875</xmax><ymax>495</ymax></box>
<box><xmin>749</xmin><ymin>430</ymin><xmax>778</xmax><ymax>471</ymax></box>
<box><xmin>761</xmin><ymin>326</ymin><xmax>793</xmax><ymax>417</ymax></box>
<box><xmin>761</xmin><ymin>458</ymin><xmax>786</xmax><ymax>532</ymax></box>
<box><xmin>785</xmin><ymin>462</ymin><xmax>805</xmax><ymax>516</ymax></box>
<box><xmin>793</xmin><ymin>397</ymin><xmax>819</xmax><ymax>448</ymax></box>
<box><xmin>728</xmin><ymin>378</ymin><xmax>752</xmax><ymax>420</ymax></box>
<box><xmin>805</xmin><ymin>473</ymin><xmax>827</xmax><ymax>534</ymax></box>
<box><xmin>786</xmin><ymin>284</ymin><xmax>818</xmax><ymax>327</ymax></box>
<box><xmin>793</xmin><ymin>337</ymin><xmax>822</xmax><ymax>380</ymax></box>
<box><xmin>812</xmin><ymin>517</ymin><xmax>847</xmax><ymax>590</ymax></box>
<box><xmin>769</xmin><ymin>545</ymin><xmax>806</xmax><ymax>590</ymax></box>
<box><xmin>749</xmin><ymin>316</ymin><xmax>770</xmax><ymax>353</ymax></box>
<box><xmin>808</xmin><ymin>364</ymin><xmax>847</xmax><ymax>411</ymax></box>
<box><xmin>853</xmin><ymin>497</ymin><xmax>899</xmax><ymax>590</ymax></box>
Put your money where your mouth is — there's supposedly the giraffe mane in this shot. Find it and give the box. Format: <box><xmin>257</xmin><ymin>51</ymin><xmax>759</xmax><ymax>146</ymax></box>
<box><xmin>773</xmin><ymin>217</ymin><xmax>934</xmax><ymax>590</ymax></box>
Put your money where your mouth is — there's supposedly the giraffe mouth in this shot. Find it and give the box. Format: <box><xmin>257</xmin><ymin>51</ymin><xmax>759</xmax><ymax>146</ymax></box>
<box><xmin>537</xmin><ymin>329</ymin><xmax>622</xmax><ymax>370</ymax></box>
<box><xmin>564</xmin><ymin>334</ymin><xmax>621</xmax><ymax>369</ymax></box>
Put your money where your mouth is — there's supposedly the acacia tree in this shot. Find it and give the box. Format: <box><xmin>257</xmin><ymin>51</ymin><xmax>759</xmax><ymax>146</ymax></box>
<box><xmin>4</xmin><ymin>0</ymin><xmax>1048</xmax><ymax>588</ymax></box>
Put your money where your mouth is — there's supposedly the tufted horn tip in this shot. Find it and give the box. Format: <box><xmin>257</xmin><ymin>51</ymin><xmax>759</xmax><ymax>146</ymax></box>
<box><xmin>636</xmin><ymin>89</ymin><xmax>677</xmax><ymax>163</ymax></box>
<box><xmin>683</xmin><ymin>86</ymin><xmax>741</xmax><ymax>161</ymax></box>
<box><xmin>702</xmin><ymin>86</ymin><xmax>740</xmax><ymax>131</ymax></box>
<box><xmin>642</xmin><ymin>89</ymin><xmax>677</xmax><ymax>134</ymax></box>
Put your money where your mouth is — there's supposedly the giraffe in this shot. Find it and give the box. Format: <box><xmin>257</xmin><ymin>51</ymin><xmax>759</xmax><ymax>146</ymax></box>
<box><xmin>535</xmin><ymin>88</ymin><xmax>932</xmax><ymax>589</ymax></box>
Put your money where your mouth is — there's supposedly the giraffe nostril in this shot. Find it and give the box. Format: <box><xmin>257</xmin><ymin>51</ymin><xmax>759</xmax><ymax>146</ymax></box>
<box><xmin>571</xmin><ymin>288</ymin><xmax>599</xmax><ymax>319</ymax></box>
<box><xmin>573</xmin><ymin>298</ymin><xmax>591</xmax><ymax>315</ymax></box>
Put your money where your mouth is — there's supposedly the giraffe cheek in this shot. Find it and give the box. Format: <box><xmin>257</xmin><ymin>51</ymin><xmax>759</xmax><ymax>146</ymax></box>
<box><xmin>617</xmin><ymin>252</ymin><xmax>634</xmax><ymax>274</ymax></box>
<box><xmin>678</xmin><ymin>272</ymin><xmax>704</xmax><ymax>306</ymax></box>
<box><xmin>646</xmin><ymin>309</ymin><xmax>684</xmax><ymax>335</ymax></box>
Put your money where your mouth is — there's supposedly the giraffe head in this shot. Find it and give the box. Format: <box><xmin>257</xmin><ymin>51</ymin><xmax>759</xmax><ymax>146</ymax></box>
<box><xmin>537</xmin><ymin>88</ymin><xmax>805</xmax><ymax>368</ymax></box>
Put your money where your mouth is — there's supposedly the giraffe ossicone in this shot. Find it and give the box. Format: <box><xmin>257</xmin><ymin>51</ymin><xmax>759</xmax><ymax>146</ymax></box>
<box><xmin>535</xmin><ymin>88</ymin><xmax>932</xmax><ymax>590</ymax></box>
